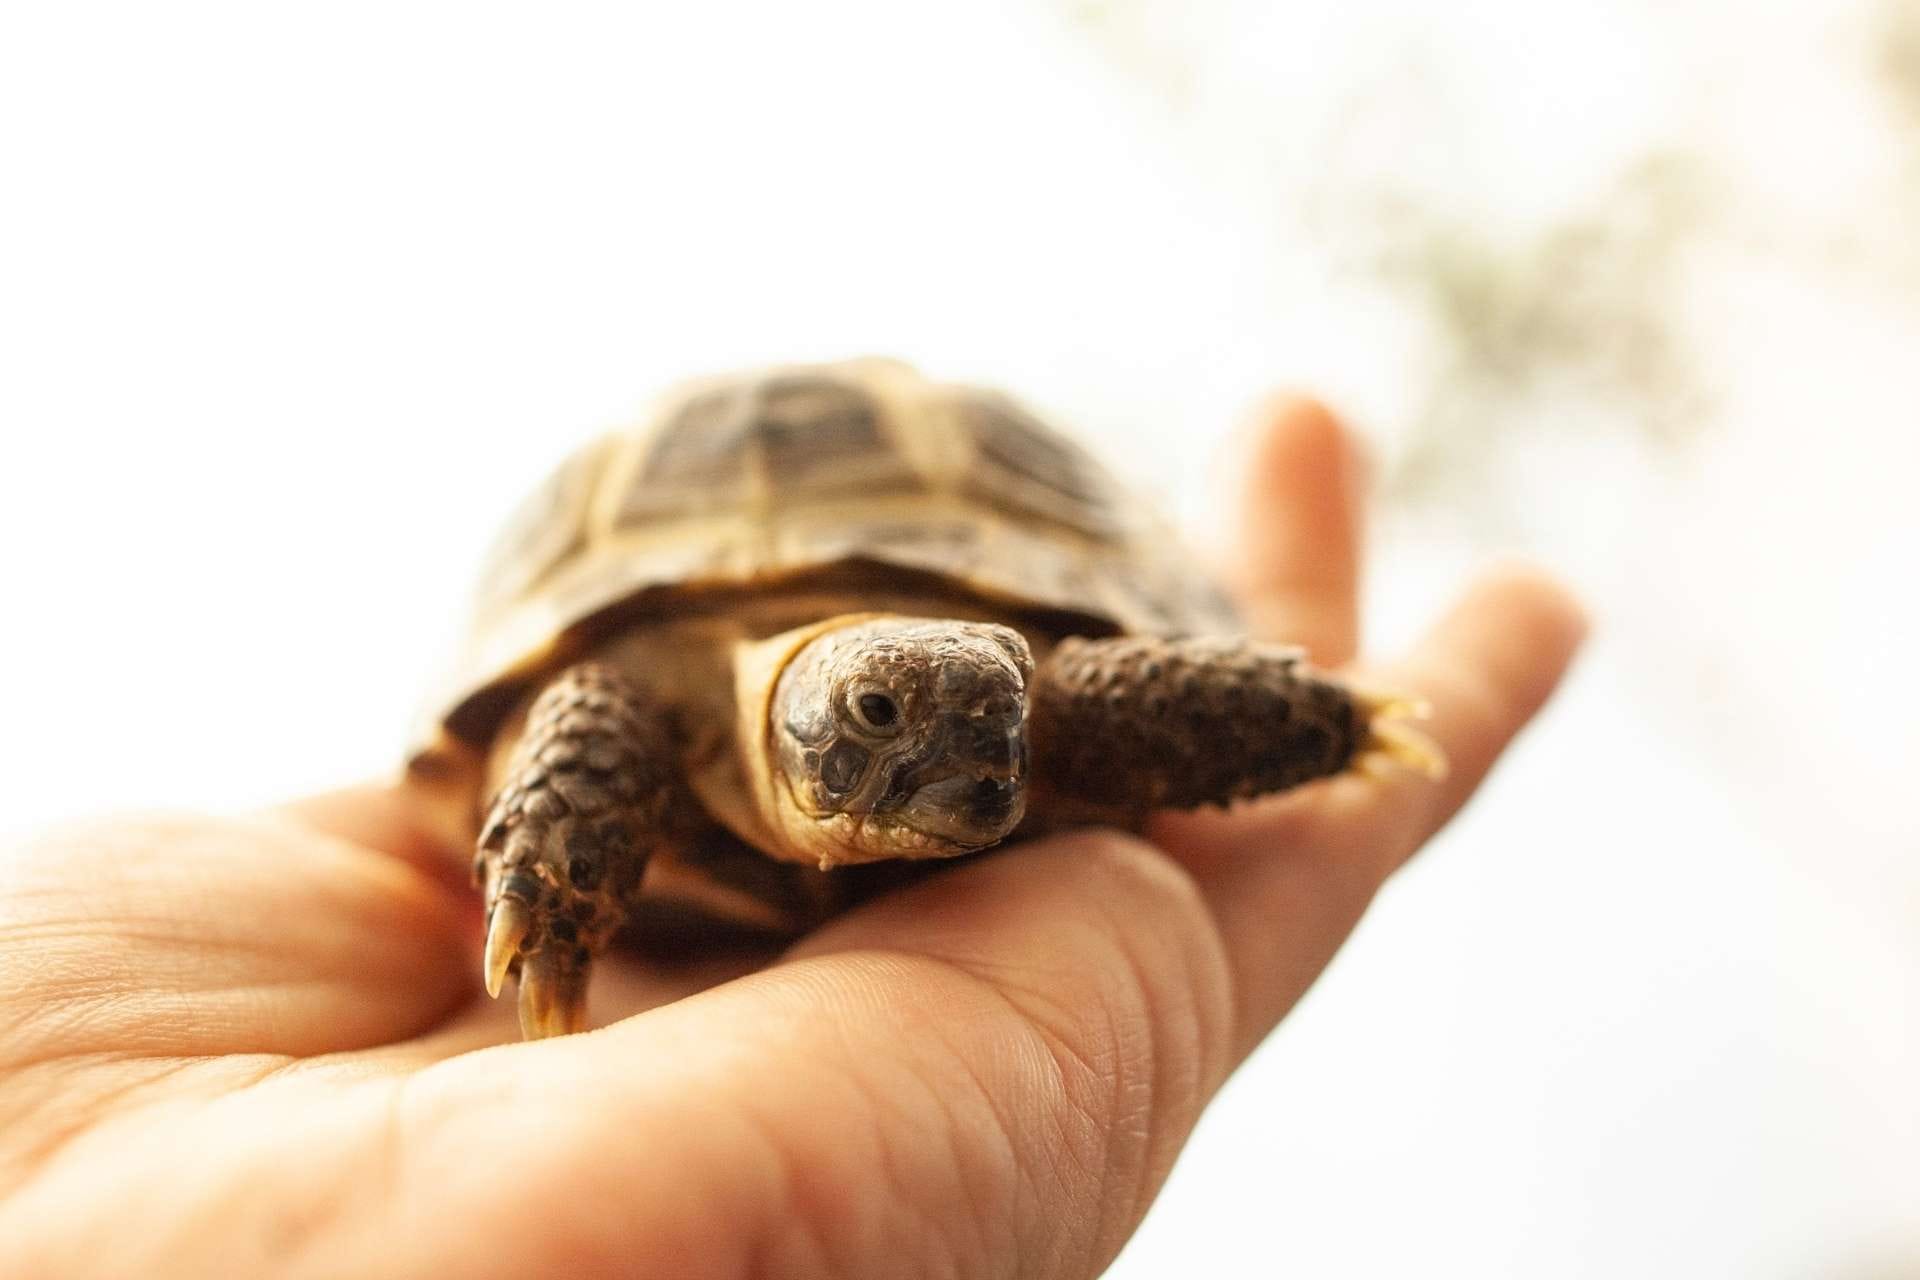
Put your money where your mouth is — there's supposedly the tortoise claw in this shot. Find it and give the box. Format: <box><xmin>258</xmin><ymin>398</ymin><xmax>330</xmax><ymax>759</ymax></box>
<box><xmin>516</xmin><ymin>949</ymin><xmax>587</xmax><ymax>1040</ymax></box>
<box><xmin>483</xmin><ymin>897</ymin><xmax>532</xmax><ymax>999</ymax></box>
<box><xmin>1351</xmin><ymin>685</ymin><xmax>1448</xmax><ymax>781</ymax></box>
<box><xmin>482</xmin><ymin>889</ymin><xmax>591</xmax><ymax>1037</ymax></box>
<box><xmin>1363</xmin><ymin>719</ymin><xmax>1448</xmax><ymax>780</ymax></box>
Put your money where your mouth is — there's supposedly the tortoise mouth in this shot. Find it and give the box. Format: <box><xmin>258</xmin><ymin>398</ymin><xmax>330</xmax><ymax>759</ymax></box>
<box><xmin>812</xmin><ymin>811</ymin><xmax>981</xmax><ymax>864</ymax></box>
<box><xmin>817</xmin><ymin>760</ymin><xmax>1025</xmax><ymax>864</ymax></box>
<box><xmin>897</xmin><ymin>768</ymin><xmax>1026</xmax><ymax>847</ymax></box>
<box><xmin>873</xmin><ymin>715</ymin><xmax>1027</xmax><ymax>854</ymax></box>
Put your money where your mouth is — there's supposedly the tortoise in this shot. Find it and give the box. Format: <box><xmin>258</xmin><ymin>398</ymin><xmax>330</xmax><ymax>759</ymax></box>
<box><xmin>407</xmin><ymin>358</ymin><xmax>1442</xmax><ymax>1038</ymax></box>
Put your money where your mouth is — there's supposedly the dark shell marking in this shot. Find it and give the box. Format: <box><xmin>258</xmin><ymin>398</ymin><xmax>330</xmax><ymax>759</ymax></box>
<box><xmin>619</xmin><ymin>374</ymin><xmax>920</xmax><ymax>525</ymax></box>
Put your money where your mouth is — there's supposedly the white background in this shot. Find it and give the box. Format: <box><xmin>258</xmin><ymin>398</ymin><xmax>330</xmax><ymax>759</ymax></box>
<box><xmin>2</xmin><ymin>2</ymin><xmax>1916</xmax><ymax>1275</ymax></box>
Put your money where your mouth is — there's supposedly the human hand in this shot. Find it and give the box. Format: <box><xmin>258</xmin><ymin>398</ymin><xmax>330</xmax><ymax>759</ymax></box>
<box><xmin>0</xmin><ymin>399</ymin><xmax>1585</xmax><ymax>1278</ymax></box>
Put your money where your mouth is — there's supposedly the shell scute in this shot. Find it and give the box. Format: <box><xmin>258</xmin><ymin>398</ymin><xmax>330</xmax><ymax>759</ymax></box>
<box><xmin>418</xmin><ymin>359</ymin><xmax>1239</xmax><ymax>754</ymax></box>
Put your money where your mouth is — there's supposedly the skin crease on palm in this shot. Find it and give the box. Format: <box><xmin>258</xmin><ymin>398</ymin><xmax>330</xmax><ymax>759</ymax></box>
<box><xmin>0</xmin><ymin>399</ymin><xmax>1587</xmax><ymax>1279</ymax></box>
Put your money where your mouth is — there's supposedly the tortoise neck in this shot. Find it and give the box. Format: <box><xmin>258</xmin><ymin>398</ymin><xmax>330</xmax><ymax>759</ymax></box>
<box><xmin>730</xmin><ymin>613</ymin><xmax>894</xmax><ymax>866</ymax></box>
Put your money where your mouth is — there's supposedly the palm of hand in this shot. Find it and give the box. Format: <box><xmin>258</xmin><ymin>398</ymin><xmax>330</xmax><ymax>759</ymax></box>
<box><xmin>0</xmin><ymin>403</ymin><xmax>1584</xmax><ymax>1278</ymax></box>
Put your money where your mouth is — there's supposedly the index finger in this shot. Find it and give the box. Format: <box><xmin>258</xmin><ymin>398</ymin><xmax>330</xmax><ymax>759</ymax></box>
<box><xmin>1223</xmin><ymin>395</ymin><xmax>1369</xmax><ymax>666</ymax></box>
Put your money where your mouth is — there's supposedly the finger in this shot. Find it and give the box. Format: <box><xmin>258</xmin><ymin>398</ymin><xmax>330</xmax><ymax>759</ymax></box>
<box><xmin>347</xmin><ymin>947</ymin><xmax>778</xmax><ymax>1069</ymax></box>
<box><xmin>400</xmin><ymin>833</ymin><xmax>1234</xmax><ymax>1280</ymax></box>
<box><xmin>1223</xmin><ymin>395</ymin><xmax>1368</xmax><ymax>665</ymax></box>
<box><xmin>1371</xmin><ymin>565</ymin><xmax>1591</xmax><ymax>850</ymax></box>
<box><xmin>1155</xmin><ymin>564</ymin><xmax>1588</xmax><ymax>1062</ymax></box>
<box><xmin>0</xmin><ymin>813</ymin><xmax>473</xmax><ymax>1065</ymax></box>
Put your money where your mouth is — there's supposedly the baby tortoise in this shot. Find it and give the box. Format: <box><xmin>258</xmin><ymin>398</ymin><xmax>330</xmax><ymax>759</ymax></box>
<box><xmin>406</xmin><ymin>359</ymin><xmax>1442</xmax><ymax>1038</ymax></box>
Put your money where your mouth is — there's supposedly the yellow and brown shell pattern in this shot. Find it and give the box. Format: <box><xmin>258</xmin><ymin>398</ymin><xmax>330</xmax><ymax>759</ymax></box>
<box><xmin>418</xmin><ymin>358</ymin><xmax>1239</xmax><ymax>758</ymax></box>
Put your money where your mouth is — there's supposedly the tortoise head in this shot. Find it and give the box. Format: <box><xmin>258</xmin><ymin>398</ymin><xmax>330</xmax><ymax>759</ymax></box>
<box><xmin>757</xmin><ymin>616</ymin><xmax>1033</xmax><ymax>867</ymax></box>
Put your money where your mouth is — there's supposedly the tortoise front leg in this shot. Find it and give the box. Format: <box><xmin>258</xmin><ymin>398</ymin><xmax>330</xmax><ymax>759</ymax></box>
<box><xmin>1028</xmin><ymin>635</ymin><xmax>1442</xmax><ymax>824</ymax></box>
<box><xmin>476</xmin><ymin>662</ymin><xmax>681</xmax><ymax>1038</ymax></box>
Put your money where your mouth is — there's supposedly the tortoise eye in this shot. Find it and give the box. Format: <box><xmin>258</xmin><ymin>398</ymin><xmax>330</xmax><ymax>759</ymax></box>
<box><xmin>853</xmin><ymin>691</ymin><xmax>900</xmax><ymax>732</ymax></box>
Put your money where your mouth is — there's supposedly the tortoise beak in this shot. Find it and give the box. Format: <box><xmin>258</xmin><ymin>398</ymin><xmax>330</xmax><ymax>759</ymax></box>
<box><xmin>897</xmin><ymin>724</ymin><xmax>1027</xmax><ymax>848</ymax></box>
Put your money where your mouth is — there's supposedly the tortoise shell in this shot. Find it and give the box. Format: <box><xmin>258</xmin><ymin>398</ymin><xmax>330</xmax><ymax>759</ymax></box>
<box><xmin>418</xmin><ymin>358</ymin><xmax>1239</xmax><ymax>756</ymax></box>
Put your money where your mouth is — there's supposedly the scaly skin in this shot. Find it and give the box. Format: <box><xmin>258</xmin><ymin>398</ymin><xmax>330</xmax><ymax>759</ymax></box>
<box><xmin>477</xmin><ymin>662</ymin><xmax>680</xmax><ymax>1037</ymax></box>
<box><xmin>1029</xmin><ymin>635</ymin><xmax>1366</xmax><ymax>821</ymax></box>
<box><xmin>483</xmin><ymin>640</ymin><xmax>1430</xmax><ymax>1038</ymax></box>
